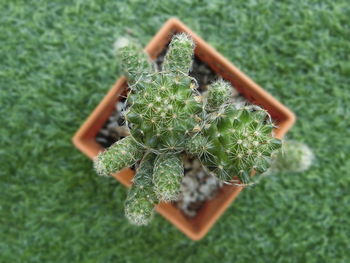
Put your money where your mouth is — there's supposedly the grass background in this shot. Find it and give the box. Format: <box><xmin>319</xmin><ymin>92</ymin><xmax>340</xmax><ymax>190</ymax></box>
<box><xmin>1</xmin><ymin>0</ymin><xmax>349</xmax><ymax>262</ymax></box>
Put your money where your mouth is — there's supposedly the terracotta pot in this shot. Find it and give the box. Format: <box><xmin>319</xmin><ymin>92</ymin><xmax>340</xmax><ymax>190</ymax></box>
<box><xmin>72</xmin><ymin>18</ymin><xmax>296</xmax><ymax>240</ymax></box>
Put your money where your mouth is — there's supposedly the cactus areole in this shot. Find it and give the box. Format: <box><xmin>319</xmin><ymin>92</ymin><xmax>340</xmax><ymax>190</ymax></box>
<box><xmin>94</xmin><ymin>34</ymin><xmax>282</xmax><ymax>225</ymax></box>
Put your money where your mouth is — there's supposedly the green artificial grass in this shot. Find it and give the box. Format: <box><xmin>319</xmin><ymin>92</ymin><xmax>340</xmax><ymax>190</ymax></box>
<box><xmin>1</xmin><ymin>0</ymin><xmax>349</xmax><ymax>262</ymax></box>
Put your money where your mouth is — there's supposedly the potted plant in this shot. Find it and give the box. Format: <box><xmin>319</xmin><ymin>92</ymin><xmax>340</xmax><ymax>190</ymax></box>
<box><xmin>72</xmin><ymin>18</ymin><xmax>296</xmax><ymax>240</ymax></box>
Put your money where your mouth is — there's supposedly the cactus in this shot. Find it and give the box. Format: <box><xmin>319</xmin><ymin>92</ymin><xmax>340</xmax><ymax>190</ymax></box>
<box><xmin>114</xmin><ymin>37</ymin><xmax>153</xmax><ymax>86</ymax></box>
<box><xmin>121</xmin><ymin>34</ymin><xmax>204</xmax><ymax>152</ymax></box>
<box><xmin>95</xmin><ymin>34</ymin><xmax>294</xmax><ymax>226</ymax></box>
<box><xmin>153</xmin><ymin>154</ymin><xmax>184</xmax><ymax>201</ymax></box>
<box><xmin>187</xmin><ymin>80</ymin><xmax>282</xmax><ymax>185</ymax></box>
<box><xmin>125</xmin><ymin>153</ymin><xmax>157</xmax><ymax>225</ymax></box>
<box><xmin>205</xmin><ymin>79</ymin><xmax>233</xmax><ymax>111</ymax></box>
<box><xmin>94</xmin><ymin>136</ymin><xmax>143</xmax><ymax>177</ymax></box>
<box><xmin>95</xmin><ymin>33</ymin><xmax>205</xmax><ymax>224</ymax></box>
<box><xmin>270</xmin><ymin>140</ymin><xmax>314</xmax><ymax>173</ymax></box>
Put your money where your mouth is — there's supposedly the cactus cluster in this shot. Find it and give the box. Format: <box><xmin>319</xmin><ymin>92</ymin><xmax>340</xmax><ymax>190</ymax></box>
<box><xmin>117</xmin><ymin>34</ymin><xmax>203</xmax><ymax>154</ymax></box>
<box><xmin>94</xmin><ymin>34</ymin><xmax>283</xmax><ymax>225</ymax></box>
<box><xmin>188</xmin><ymin>105</ymin><xmax>281</xmax><ymax>184</ymax></box>
<box><xmin>96</xmin><ymin>34</ymin><xmax>205</xmax><ymax>225</ymax></box>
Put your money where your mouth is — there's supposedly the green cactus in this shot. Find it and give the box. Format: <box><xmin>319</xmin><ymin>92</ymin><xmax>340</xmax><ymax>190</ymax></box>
<box><xmin>114</xmin><ymin>37</ymin><xmax>153</xmax><ymax>87</ymax></box>
<box><xmin>94</xmin><ymin>136</ymin><xmax>144</xmax><ymax>177</ymax></box>
<box><xmin>270</xmin><ymin>140</ymin><xmax>314</xmax><ymax>173</ymax></box>
<box><xmin>163</xmin><ymin>35</ymin><xmax>194</xmax><ymax>76</ymax></box>
<box><xmin>205</xmin><ymin>79</ymin><xmax>233</xmax><ymax>111</ymax></box>
<box><xmin>95</xmin><ymin>33</ymin><xmax>204</xmax><ymax>224</ymax></box>
<box><xmin>121</xmin><ymin>34</ymin><xmax>203</xmax><ymax>152</ymax></box>
<box><xmin>95</xmin><ymin>34</ymin><xmax>287</xmax><ymax>225</ymax></box>
<box><xmin>153</xmin><ymin>154</ymin><xmax>184</xmax><ymax>201</ymax></box>
<box><xmin>125</xmin><ymin>153</ymin><xmax>158</xmax><ymax>225</ymax></box>
<box><xmin>187</xmin><ymin>80</ymin><xmax>282</xmax><ymax>185</ymax></box>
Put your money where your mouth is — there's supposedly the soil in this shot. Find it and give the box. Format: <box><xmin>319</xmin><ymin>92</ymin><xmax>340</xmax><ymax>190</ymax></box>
<box><xmin>178</xmin><ymin>155</ymin><xmax>223</xmax><ymax>217</ymax></box>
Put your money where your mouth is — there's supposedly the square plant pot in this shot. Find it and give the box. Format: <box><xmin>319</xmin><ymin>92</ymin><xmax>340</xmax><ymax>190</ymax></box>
<box><xmin>72</xmin><ymin>18</ymin><xmax>296</xmax><ymax>240</ymax></box>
